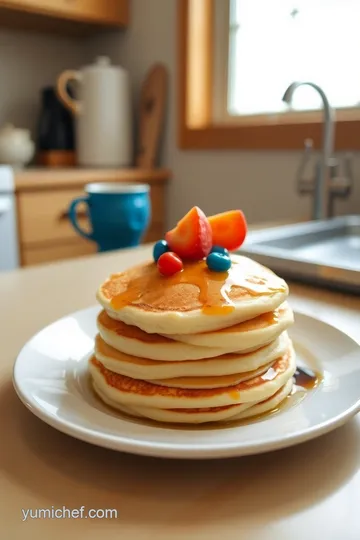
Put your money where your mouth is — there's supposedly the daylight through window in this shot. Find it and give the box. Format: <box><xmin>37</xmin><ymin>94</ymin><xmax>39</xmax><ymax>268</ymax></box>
<box><xmin>227</xmin><ymin>0</ymin><xmax>360</xmax><ymax>116</ymax></box>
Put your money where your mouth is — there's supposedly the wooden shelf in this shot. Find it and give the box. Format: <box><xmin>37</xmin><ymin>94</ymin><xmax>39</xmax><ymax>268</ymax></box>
<box><xmin>14</xmin><ymin>167</ymin><xmax>171</xmax><ymax>192</ymax></box>
<box><xmin>0</xmin><ymin>0</ymin><xmax>129</xmax><ymax>34</ymax></box>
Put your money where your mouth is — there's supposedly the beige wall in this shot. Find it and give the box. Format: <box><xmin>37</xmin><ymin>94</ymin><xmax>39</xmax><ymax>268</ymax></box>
<box><xmin>0</xmin><ymin>28</ymin><xmax>90</xmax><ymax>136</ymax></box>
<box><xmin>89</xmin><ymin>0</ymin><xmax>360</xmax><ymax>228</ymax></box>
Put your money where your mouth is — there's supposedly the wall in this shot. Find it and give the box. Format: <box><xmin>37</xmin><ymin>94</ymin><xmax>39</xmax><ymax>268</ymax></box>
<box><xmin>89</xmin><ymin>0</ymin><xmax>360</xmax><ymax>228</ymax></box>
<box><xmin>0</xmin><ymin>28</ymin><xmax>90</xmax><ymax>137</ymax></box>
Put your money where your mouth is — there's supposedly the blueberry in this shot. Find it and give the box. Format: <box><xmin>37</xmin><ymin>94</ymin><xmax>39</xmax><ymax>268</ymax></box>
<box><xmin>206</xmin><ymin>252</ymin><xmax>231</xmax><ymax>272</ymax></box>
<box><xmin>153</xmin><ymin>239</ymin><xmax>169</xmax><ymax>262</ymax></box>
<box><xmin>210</xmin><ymin>245</ymin><xmax>229</xmax><ymax>256</ymax></box>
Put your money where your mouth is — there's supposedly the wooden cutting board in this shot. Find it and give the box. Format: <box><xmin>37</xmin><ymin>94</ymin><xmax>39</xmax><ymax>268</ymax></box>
<box><xmin>136</xmin><ymin>63</ymin><xmax>168</xmax><ymax>169</ymax></box>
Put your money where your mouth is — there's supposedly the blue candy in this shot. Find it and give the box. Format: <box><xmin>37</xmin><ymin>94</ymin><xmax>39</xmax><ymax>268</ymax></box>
<box><xmin>210</xmin><ymin>245</ymin><xmax>229</xmax><ymax>256</ymax></box>
<box><xmin>153</xmin><ymin>239</ymin><xmax>169</xmax><ymax>262</ymax></box>
<box><xmin>206</xmin><ymin>252</ymin><xmax>231</xmax><ymax>272</ymax></box>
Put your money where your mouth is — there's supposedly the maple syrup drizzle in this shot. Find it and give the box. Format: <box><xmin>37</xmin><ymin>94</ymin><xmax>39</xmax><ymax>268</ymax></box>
<box><xmin>110</xmin><ymin>259</ymin><xmax>286</xmax><ymax>316</ymax></box>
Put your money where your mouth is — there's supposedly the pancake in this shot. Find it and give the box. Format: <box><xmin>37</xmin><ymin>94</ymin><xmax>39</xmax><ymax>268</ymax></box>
<box><xmin>230</xmin><ymin>378</ymin><xmax>294</xmax><ymax>421</ymax></box>
<box><xmin>88</xmin><ymin>342</ymin><xmax>296</xmax><ymax>410</ymax></box>
<box><xmin>168</xmin><ymin>302</ymin><xmax>294</xmax><ymax>351</ymax></box>
<box><xmin>96</xmin><ymin>255</ymin><xmax>289</xmax><ymax>335</ymax></box>
<box><xmin>94</xmin><ymin>331</ymin><xmax>290</xmax><ymax>380</ymax></box>
<box><xmin>92</xmin><ymin>381</ymin><xmax>253</xmax><ymax>423</ymax></box>
<box><xmin>92</xmin><ymin>377</ymin><xmax>294</xmax><ymax>424</ymax></box>
<box><xmin>148</xmin><ymin>362</ymin><xmax>275</xmax><ymax>389</ymax></box>
<box><xmin>97</xmin><ymin>310</ymin><xmax>227</xmax><ymax>361</ymax></box>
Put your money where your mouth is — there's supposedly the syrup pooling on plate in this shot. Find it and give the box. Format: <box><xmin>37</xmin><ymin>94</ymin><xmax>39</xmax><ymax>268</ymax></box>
<box><xmin>294</xmin><ymin>366</ymin><xmax>320</xmax><ymax>390</ymax></box>
<box><xmin>109</xmin><ymin>258</ymin><xmax>287</xmax><ymax>315</ymax></box>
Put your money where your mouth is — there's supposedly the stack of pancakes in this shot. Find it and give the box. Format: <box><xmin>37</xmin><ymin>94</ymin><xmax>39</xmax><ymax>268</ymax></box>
<box><xmin>89</xmin><ymin>254</ymin><xmax>296</xmax><ymax>424</ymax></box>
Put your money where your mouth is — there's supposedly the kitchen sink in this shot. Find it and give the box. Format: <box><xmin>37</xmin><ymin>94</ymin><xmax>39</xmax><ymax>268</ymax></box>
<box><xmin>238</xmin><ymin>215</ymin><xmax>360</xmax><ymax>294</ymax></box>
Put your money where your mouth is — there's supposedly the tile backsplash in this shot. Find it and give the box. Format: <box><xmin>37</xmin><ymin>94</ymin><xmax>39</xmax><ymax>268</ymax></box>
<box><xmin>0</xmin><ymin>28</ymin><xmax>90</xmax><ymax>136</ymax></box>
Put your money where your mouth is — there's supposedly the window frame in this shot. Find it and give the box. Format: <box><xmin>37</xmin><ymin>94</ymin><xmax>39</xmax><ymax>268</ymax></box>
<box><xmin>177</xmin><ymin>0</ymin><xmax>360</xmax><ymax>150</ymax></box>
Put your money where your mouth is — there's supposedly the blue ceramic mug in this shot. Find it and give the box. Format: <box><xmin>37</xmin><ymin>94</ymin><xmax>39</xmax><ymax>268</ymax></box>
<box><xmin>68</xmin><ymin>183</ymin><xmax>151</xmax><ymax>252</ymax></box>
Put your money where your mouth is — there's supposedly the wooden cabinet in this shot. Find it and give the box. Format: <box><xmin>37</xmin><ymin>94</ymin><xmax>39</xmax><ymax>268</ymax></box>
<box><xmin>22</xmin><ymin>223</ymin><xmax>165</xmax><ymax>266</ymax></box>
<box><xmin>22</xmin><ymin>241</ymin><xmax>96</xmax><ymax>266</ymax></box>
<box><xmin>0</xmin><ymin>0</ymin><xmax>129</xmax><ymax>28</ymax></box>
<box><xmin>18</xmin><ymin>189</ymin><xmax>91</xmax><ymax>245</ymax></box>
<box><xmin>14</xmin><ymin>168</ymin><xmax>170</xmax><ymax>267</ymax></box>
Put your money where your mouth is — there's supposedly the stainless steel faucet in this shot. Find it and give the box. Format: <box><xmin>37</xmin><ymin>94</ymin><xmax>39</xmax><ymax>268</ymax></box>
<box><xmin>282</xmin><ymin>81</ymin><xmax>352</xmax><ymax>220</ymax></box>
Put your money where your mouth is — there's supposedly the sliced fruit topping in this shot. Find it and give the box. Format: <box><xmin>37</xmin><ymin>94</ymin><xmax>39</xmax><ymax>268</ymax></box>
<box><xmin>157</xmin><ymin>252</ymin><xmax>183</xmax><ymax>276</ymax></box>
<box><xmin>206</xmin><ymin>252</ymin><xmax>231</xmax><ymax>272</ymax></box>
<box><xmin>208</xmin><ymin>210</ymin><xmax>247</xmax><ymax>251</ymax></box>
<box><xmin>165</xmin><ymin>206</ymin><xmax>212</xmax><ymax>260</ymax></box>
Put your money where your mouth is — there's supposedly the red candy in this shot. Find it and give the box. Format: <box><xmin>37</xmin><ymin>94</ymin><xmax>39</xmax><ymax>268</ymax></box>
<box><xmin>157</xmin><ymin>252</ymin><xmax>183</xmax><ymax>276</ymax></box>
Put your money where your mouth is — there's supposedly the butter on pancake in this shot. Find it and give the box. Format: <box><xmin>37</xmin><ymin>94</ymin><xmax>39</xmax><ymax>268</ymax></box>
<box><xmin>94</xmin><ymin>331</ymin><xmax>290</xmax><ymax>380</ymax></box>
<box><xmin>169</xmin><ymin>302</ymin><xmax>294</xmax><ymax>351</ymax></box>
<box><xmin>96</xmin><ymin>255</ymin><xmax>289</xmax><ymax>335</ymax></box>
<box><xmin>89</xmin><ymin>342</ymin><xmax>296</xmax><ymax>411</ymax></box>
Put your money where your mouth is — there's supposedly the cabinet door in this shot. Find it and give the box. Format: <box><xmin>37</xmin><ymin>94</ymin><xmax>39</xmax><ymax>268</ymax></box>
<box><xmin>0</xmin><ymin>0</ymin><xmax>128</xmax><ymax>25</ymax></box>
<box><xmin>18</xmin><ymin>189</ymin><xmax>93</xmax><ymax>245</ymax></box>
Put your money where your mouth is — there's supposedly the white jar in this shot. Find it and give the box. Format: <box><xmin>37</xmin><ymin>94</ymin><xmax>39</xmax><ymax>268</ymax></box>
<box><xmin>0</xmin><ymin>124</ymin><xmax>35</xmax><ymax>168</ymax></box>
<box><xmin>57</xmin><ymin>56</ymin><xmax>133</xmax><ymax>168</ymax></box>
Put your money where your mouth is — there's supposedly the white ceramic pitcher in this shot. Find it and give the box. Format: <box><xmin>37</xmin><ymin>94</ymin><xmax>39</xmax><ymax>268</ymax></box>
<box><xmin>57</xmin><ymin>56</ymin><xmax>132</xmax><ymax>168</ymax></box>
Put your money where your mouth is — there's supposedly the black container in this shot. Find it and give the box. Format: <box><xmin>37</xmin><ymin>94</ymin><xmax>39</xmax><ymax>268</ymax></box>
<box><xmin>36</xmin><ymin>86</ymin><xmax>75</xmax><ymax>152</ymax></box>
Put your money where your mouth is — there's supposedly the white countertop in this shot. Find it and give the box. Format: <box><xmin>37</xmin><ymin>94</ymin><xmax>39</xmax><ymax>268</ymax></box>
<box><xmin>1</xmin><ymin>244</ymin><xmax>360</xmax><ymax>539</ymax></box>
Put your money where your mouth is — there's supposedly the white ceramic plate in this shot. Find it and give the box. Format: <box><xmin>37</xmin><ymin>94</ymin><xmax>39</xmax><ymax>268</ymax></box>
<box><xmin>13</xmin><ymin>306</ymin><xmax>360</xmax><ymax>459</ymax></box>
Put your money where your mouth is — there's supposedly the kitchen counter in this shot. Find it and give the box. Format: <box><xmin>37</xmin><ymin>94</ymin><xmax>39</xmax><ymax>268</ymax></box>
<box><xmin>1</xmin><ymin>241</ymin><xmax>360</xmax><ymax>539</ymax></box>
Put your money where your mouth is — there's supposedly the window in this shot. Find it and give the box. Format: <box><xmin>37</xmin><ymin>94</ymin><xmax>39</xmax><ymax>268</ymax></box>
<box><xmin>178</xmin><ymin>0</ymin><xmax>360</xmax><ymax>150</ymax></box>
<box><xmin>227</xmin><ymin>0</ymin><xmax>360</xmax><ymax>118</ymax></box>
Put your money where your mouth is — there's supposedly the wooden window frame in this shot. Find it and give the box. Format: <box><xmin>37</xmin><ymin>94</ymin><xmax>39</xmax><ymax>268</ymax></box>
<box><xmin>177</xmin><ymin>0</ymin><xmax>360</xmax><ymax>150</ymax></box>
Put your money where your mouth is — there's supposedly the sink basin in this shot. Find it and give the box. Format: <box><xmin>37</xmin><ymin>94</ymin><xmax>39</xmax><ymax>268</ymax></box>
<box><xmin>238</xmin><ymin>215</ymin><xmax>360</xmax><ymax>293</ymax></box>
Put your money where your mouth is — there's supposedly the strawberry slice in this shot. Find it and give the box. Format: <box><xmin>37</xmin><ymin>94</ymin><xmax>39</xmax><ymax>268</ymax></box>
<box><xmin>165</xmin><ymin>206</ymin><xmax>212</xmax><ymax>259</ymax></box>
<box><xmin>208</xmin><ymin>210</ymin><xmax>247</xmax><ymax>251</ymax></box>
